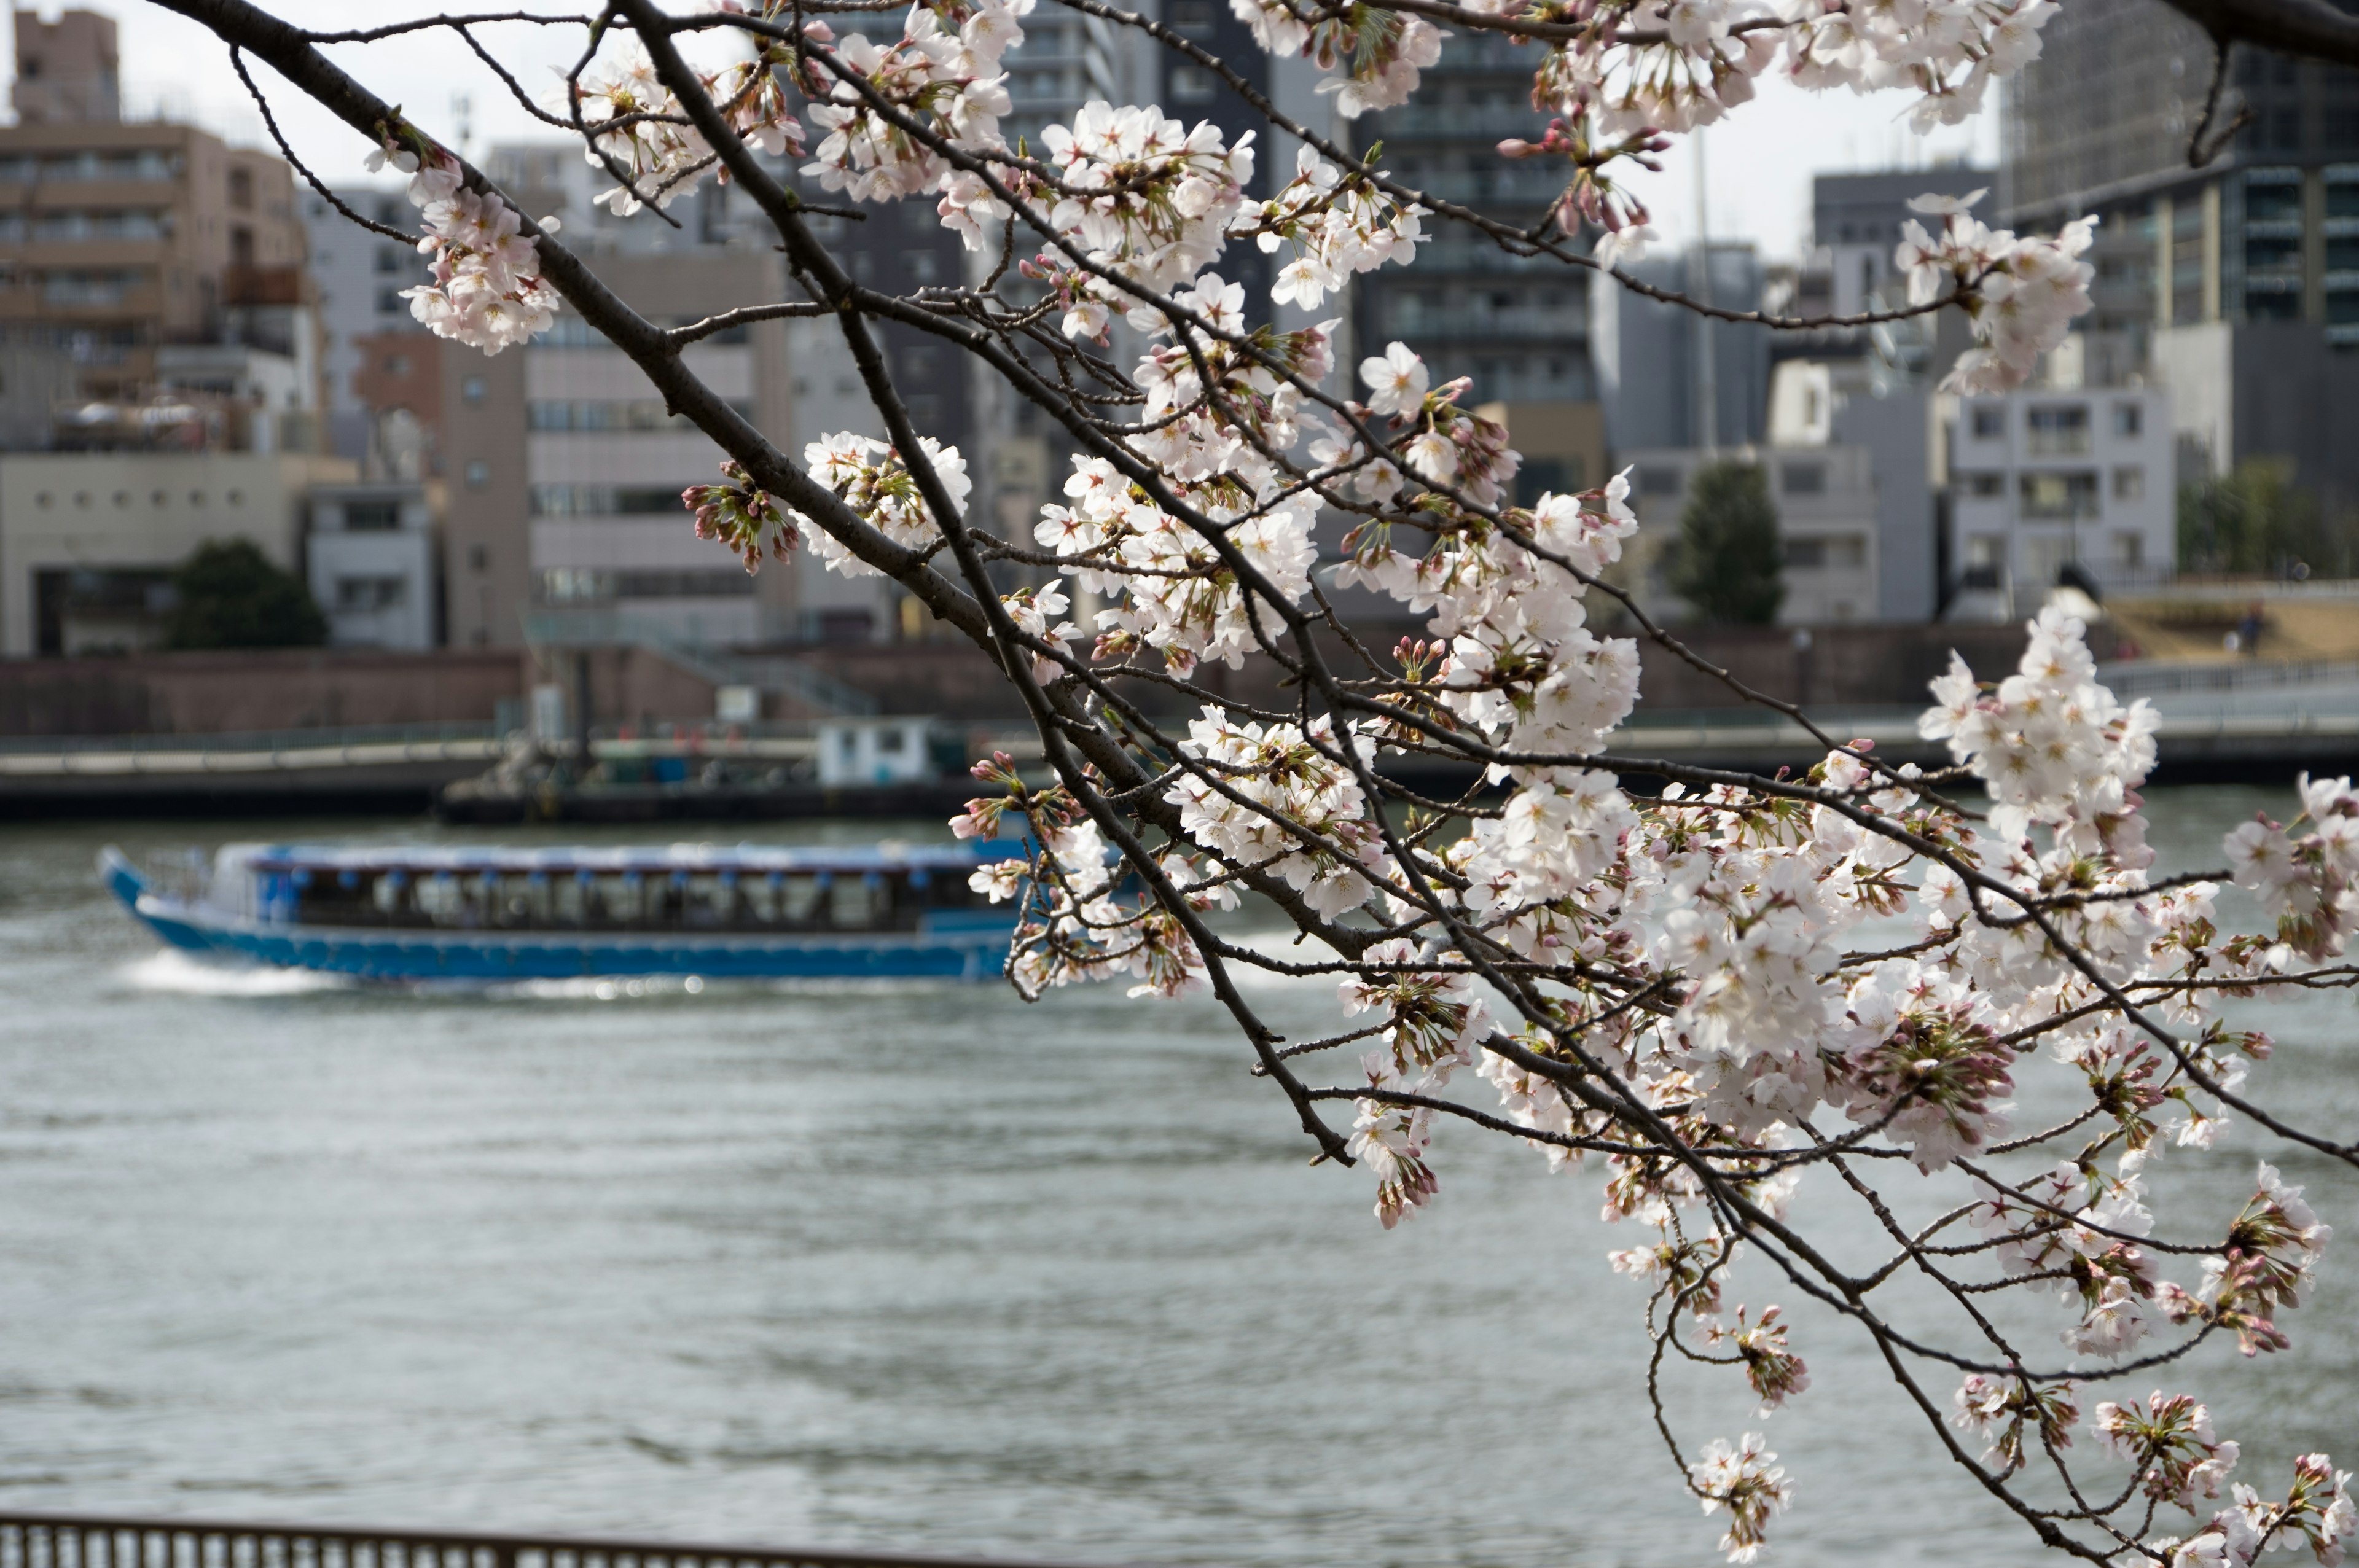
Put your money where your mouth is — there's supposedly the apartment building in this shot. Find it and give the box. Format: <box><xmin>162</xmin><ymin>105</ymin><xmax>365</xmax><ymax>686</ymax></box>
<box><xmin>436</xmin><ymin>249</ymin><xmax>804</xmax><ymax>649</ymax></box>
<box><xmin>2003</xmin><ymin>0</ymin><xmax>2359</xmax><ymax>512</ymax></box>
<box><xmin>1355</xmin><ymin>36</ymin><xmax>1598</xmax><ymax>412</ymax></box>
<box><xmin>0</xmin><ymin>10</ymin><xmax>321</xmax><ymax>445</ymax></box>
<box><xmin>1943</xmin><ymin>385</ymin><xmax>2176</xmax><ymax>620</ymax></box>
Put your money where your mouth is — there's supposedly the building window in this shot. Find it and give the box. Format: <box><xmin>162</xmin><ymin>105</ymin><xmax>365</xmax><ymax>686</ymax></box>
<box><xmin>1779</xmin><ymin>461</ymin><xmax>1825</xmax><ymax>496</ymax></box>
<box><xmin>227</xmin><ymin>167</ymin><xmax>253</xmax><ymax>210</ymax></box>
<box><xmin>1167</xmin><ymin>0</ymin><xmax>1218</xmax><ymax>36</ymax></box>
<box><xmin>2111</xmin><ymin>402</ymin><xmax>2142</xmax><ymax>439</ymax></box>
<box><xmin>2113</xmin><ymin>466</ymin><xmax>2146</xmax><ymax>501</ymax></box>
<box><xmin>375</xmin><ymin>287</ymin><xmax>405</xmax><ymax>313</ymax></box>
<box><xmin>2111</xmin><ymin>531</ymin><xmax>2146</xmax><ymax>568</ymax></box>
<box><xmin>1783</xmin><ymin>534</ymin><xmax>1865</xmax><ymax>570</ymax></box>
<box><xmin>1638</xmin><ymin>466</ymin><xmax>1683</xmax><ymax>496</ymax></box>
<box><xmin>1970</xmin><ymin>405</ymin><xmax>2003</xmax><ymax>439</ymax></box>
<box><xmin>1962</xmin><ymin>534</ymin><xmax>2006</xmax><ymax>589</ymax></box>
<box><xmin>464</xmin><ymin>460</ymin><xmax>491</xmax><ymax>488</ymax></box>
<box><xmin>1168</xmin><ymin>64</ymin><xmax>1218</xmax><ymax>102</ymax></box>
<box><xmin>345</xmin><ymin>498</ymin><xmax>403</xmax><ymax>530</ymax></box>
<box><xmin>335</xmin><ymin>575</ymin><xmax>407</xmax><ymax>611</ymax></box>
<box><xmin>461</xmin><ymin>375</ymin><xmax>487</xmax><ymax>404</ymax></box>
<box><xmin>374</xmin><ymin>244</ymin><xmax>407</xmax><ymax>275</ymax></box>
<box><xmin>2019</xmin><ymin>470</ymin><xmax>2100</xmax><ymax>519</ymax></box>
<box><xmin>1963</xmin><ymin>472</ymin><xmax>2005</xmax><ymax>497</ymax></box>
<box><xmin>2025</xmin><ymin>405</ymin><xmax>2091</xmax><ymax>455</ymax></box>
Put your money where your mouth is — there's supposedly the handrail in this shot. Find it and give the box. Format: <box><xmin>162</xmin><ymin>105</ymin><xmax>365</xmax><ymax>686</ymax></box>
<box><xmin>0</xmin><ymin>1510</ymin><xmax>1136</xmax><ymax>1568</ymax></box>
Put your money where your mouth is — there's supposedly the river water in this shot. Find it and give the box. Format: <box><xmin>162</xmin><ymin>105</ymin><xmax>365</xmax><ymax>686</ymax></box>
<box><xmin>1</xmin><ymin>789</ymin><xmax>2353</xmax><ymax>1568</ymax></box>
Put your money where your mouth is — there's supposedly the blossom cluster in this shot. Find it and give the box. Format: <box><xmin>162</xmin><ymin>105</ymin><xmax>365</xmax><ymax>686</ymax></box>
<box><xmin>571</xmin><ymin>35</ymin><xmax>807</xmax><ymax>217</ymax></box>
<box><xmin>804</xmin><ymin>0</ymin><xmax>1028</xmax><ymax>203</ymax></box>
<box><xmin>791</xmin><ymin>431</ymin><xmax>972</xmax><ymax>577</ymax></box>
<box><xmin>1896</xmin><ymin>192</ymin><xmax>2098</xmax><ymax>393</ymax></box>
<box><xmin>371</xmin><ymin>136</ymin><xmax>555</xmax><ymax>353</ymax></box>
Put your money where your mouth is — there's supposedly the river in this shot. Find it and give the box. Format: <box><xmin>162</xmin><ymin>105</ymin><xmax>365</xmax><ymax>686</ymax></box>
<box><xmin>1</xmin><ymin>787</ymin><xmax>2353</xmax><ymax>1568</ymax></box>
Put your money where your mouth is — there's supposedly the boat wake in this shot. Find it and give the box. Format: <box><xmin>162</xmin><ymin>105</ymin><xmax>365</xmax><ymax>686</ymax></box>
<box><xmin>121</xmin><ymin>950</ymin><xmax>351</xmax><ymax>997</ymax></box>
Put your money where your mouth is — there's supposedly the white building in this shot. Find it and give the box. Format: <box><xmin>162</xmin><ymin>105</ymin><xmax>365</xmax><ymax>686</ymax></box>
<box><xmin>1619</xmin><ymin>445</ymin><xmax>1885</xmax><ymax>625</ymax></box>
<box><xmin>0</xmin><ymin>451</ymin><xmax>354</xmax><ymax>655</ymax></box>
<box><xmin>1943</xmin><ymin>384</ymin><xmax>2174</xmax><ymax>621</ymax></box>
<box><xmin>307</xmin><ymin>480</ymin><xmax>434</xmax><ymax>649</ymax></box>
<box><xmin>300</xmin><ymin>187</ymin><xmax>419</xmax><ymax>461</ymax></box>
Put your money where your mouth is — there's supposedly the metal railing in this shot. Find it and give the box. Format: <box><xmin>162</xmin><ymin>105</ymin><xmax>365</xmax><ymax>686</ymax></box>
<box><xmin>2094</xmin><ymin>658</ymin><xmax>2359</xmax><ymax>698</ymax></box>
<box><xmin>0</xmin><ymin>723</ymin><xmax>499</xmax><ymax>757</ymax></box>
<box><xmin>0</xmin><ymin>1511</ymin><xmax>1119</xmax><ymax>1568</ymax></box>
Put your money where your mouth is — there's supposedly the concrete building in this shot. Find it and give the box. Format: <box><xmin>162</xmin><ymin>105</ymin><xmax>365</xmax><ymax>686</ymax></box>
<box><xmin>12</xmin><ymin>8</ymin><xmax>118</xmax><ymax>127</ymax></box>
<box><xmin>2003</xmin><ymin>0</ymin><xmax>2359</xmax><ymax>513</ymax></box>
<box><xmin>1619</xmin><ymin>445</ymin><xmax>1887</xmax><ymax>626</ymax></box>
<box><xmin>0</xmin><ymin>451</ymin><xmax>352</xmax><ymax>655</ymax></box>
<box><xmin>300</xmin><ymin>187</ymin><xmax>420</xmax><ymax>462</ymax></box>
<box><xmin>1356</xmin><ymin>36</ymin><xmax>1599</xmax><ymax>412</ymax></box>
<box><xmin>1594</xmin><ymin>243</ymin><xmax>1769</xmax><ymax>453</ymax></box>
<box><xmin>435</xmin><ymin>248</ymin><xmax>801</xmax><ymax>650</ymax></box>
<box><xmin>1813</xmin><ymin>166</ymin><xmax>1994</xmax><ymax>318</ymax></box>
<box><xmin>1768</xmin><ymin>369</ymin><xmax>1940</xmax><ymax>622</ymax></box>
<box><xmin>307</xmin><ymin>480</ymin><xmax>436</xmax><ymax>649</ymax></box>
<box><xmin>0</xmin><ymin>9</ymin><xmax>321</xmax><ymax>443</ymax></box>
<box><xmin>1942</xmin><ymin>384</ymin><xmax>2176</xmax><ymax>620</ymax></box>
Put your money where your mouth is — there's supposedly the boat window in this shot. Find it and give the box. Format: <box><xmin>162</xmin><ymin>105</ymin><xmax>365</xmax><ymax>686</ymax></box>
<box><xmin>829</xmin><ymin>873</ymin><xmax>883</xmax><ymax>928</ymax></box>
<box><xmin>555</xmin><ymin>875</ymin><xmax>590</xmax><ymax>925</ymax></box>
<box><xmin>783</xmin><ymin>874</ymin><xmax>824</xmax><ymax>924</ymax></box>
<box><xmin>415</xmin><ymin>875</ymin><xmax>464</xmax><ymax>924</ymax></box>
<box><xmin>687</xmin><ymin>875</ymin><xmax>734</xmax><ymax>927</ymax></box>
<box><xmin>603</xmin><ymin>876</ymin><xmax>647</xmax><ymax>924</ymax></box>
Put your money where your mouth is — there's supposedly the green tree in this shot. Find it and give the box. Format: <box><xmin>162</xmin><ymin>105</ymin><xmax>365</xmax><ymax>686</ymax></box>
<box><xmin>2178</xmin><ymin>460</ymin><xmax>2357</xmax><ymax>578</ymax></box>
<box><xmin>166</xmin><ymin>539</ymin><xmax>327</xmax><ymax>650</ymax></box>
<box><xmin>1663</xmin><ymin>461</ymin><xmax>1785</xmax><ymax>624</ymax></box>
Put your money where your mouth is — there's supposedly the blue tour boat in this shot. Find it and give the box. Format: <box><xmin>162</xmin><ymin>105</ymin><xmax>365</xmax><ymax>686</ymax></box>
<box><xmin>99</xmin><ymin>840</ymin><xmax>1028</xmax><ymax>982</ymax></box>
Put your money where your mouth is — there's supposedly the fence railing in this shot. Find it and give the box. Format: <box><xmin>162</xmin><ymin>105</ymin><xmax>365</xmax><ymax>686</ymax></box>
<box><xmin>2094</xmin><ymin>658</ymin><xmax>2359</xmax><ymax>698</ymax></box>
<box><xmin>0</xmin><ymin>1511</ymin><xmax>1120</xmax><ymax>1568</ymax></box>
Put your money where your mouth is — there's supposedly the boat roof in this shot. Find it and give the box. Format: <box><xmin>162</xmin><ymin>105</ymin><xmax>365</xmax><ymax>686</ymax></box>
<box><xmin>232</xmin><ymin>841</ymin><xmax>1027</xmax><ymax>876</ymax></box>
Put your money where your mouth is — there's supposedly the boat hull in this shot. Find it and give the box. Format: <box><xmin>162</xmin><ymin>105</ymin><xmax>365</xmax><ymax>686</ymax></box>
<box><xmin>98</xmin><ymin>848</ymin><xmax>1015</xmax><ymax>982</ymax></box>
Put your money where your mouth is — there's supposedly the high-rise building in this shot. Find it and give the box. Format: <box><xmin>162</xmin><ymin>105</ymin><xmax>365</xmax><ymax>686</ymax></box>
<box><xmin>1593</xmin><ymin>243</ymin><xmax>1767</xmax><ymax>453</ymax></box>
<box><xmin>2002</xmin><ymin>0</ymin><xmax>2359</xmax><ymax>514</ymax></box>
<box><xmin>1353</xmin><ymin>36</ymin><xmax>1597</xmax><ymax>414</ymax></box>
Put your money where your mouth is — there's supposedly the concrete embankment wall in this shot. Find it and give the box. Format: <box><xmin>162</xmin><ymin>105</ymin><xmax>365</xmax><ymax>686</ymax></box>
<box><xmin>0</xmin><ymin>649</ymin><xmax>526</xmax><ymax>737</ymax></box>
<box><xmin>0</xmin><ymin>622</ymin><xmax>2052</xmax><ymax>739</ymax></box>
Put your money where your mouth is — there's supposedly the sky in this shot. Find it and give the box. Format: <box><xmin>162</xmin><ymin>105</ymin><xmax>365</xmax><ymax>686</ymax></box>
<box><xmin>28</xmin><ymin>0</ymin><xmax>1998</xmax><ymax>262</ymax></box>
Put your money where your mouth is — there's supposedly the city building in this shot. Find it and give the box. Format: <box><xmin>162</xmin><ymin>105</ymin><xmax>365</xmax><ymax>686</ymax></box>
<box><xmin>1941</xmin><ymin>384</ymin><xmax>2176</xmax><ymax>620</ymax></box>
<box><xmin>307</xmin><ymin>480</ymin><xmax>436</xmax><ymax>650</ymax></box>
<box><xmin>2003</xmin><ymin>0</ymin><xmax>2359</xmax><ymax>513</ymax></box>
<box><xmin>300</xmin><ymin>187</ymin><xmax>420</xmax><ymax>462</ymax></box>
<box><xmin>1618</xmin><ymin>444</ymin><xmax>1888</xmax><ymax>626</ymax></box>
<box><xmin>0</xmin><ymin>451</ymin><xmax>353</xmax><ymax>655</ymax></box>
<box><xmin>1593</xmin><ymin>243</ymin><xmax>1768</xmax><ymax>453</ymax></box>
<box><xmin>435</xmin><ymin>246</ymin><xmax>802</xmax><ymax>650</ymax></box>
<box><xmin>1356</xmin><ymin>36</ymin><xmax>1599</xmax><ymax>412</ymax></box>
<box><xmin>1813</xmin><ymin>166</ymin><xmax>1993</xmax><ymax>318</ymax></box>
<box><xmin>0</xmin><ymin>9</ymin><xmax>322</xmax><ymax>445</ymax></box>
